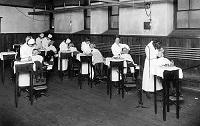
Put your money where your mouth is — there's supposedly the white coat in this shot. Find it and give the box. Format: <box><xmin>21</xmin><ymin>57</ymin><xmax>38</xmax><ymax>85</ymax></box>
<box><xmin>81</xmin><ymin>41</ymin><xmax>91</xmax><ymax>55</ymax></box>
<box><xmin>20</xmin><ymin>43</ymin><xmax>34</xmax><ymax>60</ymax></box>
<box><xmin>142</xmin><ymin>41</ymin><xmax>163</xmax><ymax>92</ymax></box>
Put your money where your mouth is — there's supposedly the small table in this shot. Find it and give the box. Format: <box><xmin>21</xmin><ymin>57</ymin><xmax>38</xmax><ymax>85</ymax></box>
<box><xmin>152</xmin><ymin>65</ymin><xmax>183</xmax><ymax>121</ymax></box>
<box><xmin>0</xmin><ymin>51</ymin><xmax>16</xmax><ymax>84</ymax></box>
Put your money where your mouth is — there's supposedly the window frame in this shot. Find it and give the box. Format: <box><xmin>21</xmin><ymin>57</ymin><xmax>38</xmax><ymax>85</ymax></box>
<box><xmin>84</xmin><ymin>9</ymin><xmax>91</xmax><ymax>30</ymax></box>
<box><xmin>108</xmin><ymin>6</ymin><xmax>119</xmax><ymax>30</ymax></box>
<box><xmin>176</xmin><ymin>0</ymin><xmax>200</xmax><ymax>29</ymax></box>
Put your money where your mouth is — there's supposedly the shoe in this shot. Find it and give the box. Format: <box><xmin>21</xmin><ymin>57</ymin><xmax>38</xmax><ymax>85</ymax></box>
<box><xmin>146</xmin><ymin>92</ymin><xmax>151</xmax><ymax>99</ymax></box>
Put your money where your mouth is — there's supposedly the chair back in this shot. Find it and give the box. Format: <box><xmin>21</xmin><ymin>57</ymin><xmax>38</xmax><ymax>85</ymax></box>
<box><xmin>163</xmin><ymin>70</ymin><xmax>179</xmax><ymax>81</ymax></box>
<box><xmin>110</xmin><ymin>61</ymin><xmax>123</xmax><ymax>69</ymax></box>
<box><xmin>15</xmin><ymin>62</ymin><xmax>34</xmax><ymax>87</ymax></box>
<box><xmin>60</xmin><ymin>52</ymin><xmax>72</xmax><ymax>59</ymax></box>
<box><xmin>80</xmin><ymin>56</ymin><xmax>92</xmax><ymax>63</ymax></box>
<box><xmin>15</xmin><ymin>63</ymin><xmax>33</xmax><ymax>73</ymax></box>
<box><xmin>3</xmin><ymin>54</ymin><xmax>16</xmax><ymax>60</ymax></box>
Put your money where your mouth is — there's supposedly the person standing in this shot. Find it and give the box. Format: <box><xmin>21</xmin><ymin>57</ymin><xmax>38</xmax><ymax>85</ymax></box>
<box><xmin>142</xmin><ymin>40</ymin><xmax>163</xmax><ymax>99</ymax></box>
<box><xmin>58</xmin><ymin>38</ymin><xmax>71</xmax><ymax>71</ymax></box>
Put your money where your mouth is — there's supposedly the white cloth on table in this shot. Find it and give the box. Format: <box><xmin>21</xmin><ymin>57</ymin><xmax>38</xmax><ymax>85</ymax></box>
<box><xmin>151</xmin><ymin>66</ymin><xmax>183</xmax><ymax>79</ymax></box>
<box><xmin>0</xmin><ymin>51</ymin><xmax>16</xmax><ymax>60</ymax></box>
<box><xmin>76</xmin><ymin>53</ymin><xmax>94</xmax><ymax>79</ymax></box>
<box><xmin>142</xmin><ymin>41</ymin><xmax>162</xmax><ymax>92</ymax></box>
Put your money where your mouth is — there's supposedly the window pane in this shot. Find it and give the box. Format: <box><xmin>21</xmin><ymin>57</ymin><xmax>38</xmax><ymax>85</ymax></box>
<box><xmin>177</xmin><ymin>11</ymin><xmax>189</xmax><ymax>28</ymax></box>
<box><xmin>190</xmin><ymin>10</ymin><xmax>200</xmax><ymax>28</ymax></box>
<box><xmin>112</xmin><ymin>6</ymin><xmax>119</xmax><ymax>15</ymax></box>
<box><xmin>190</xmin><ymin>0</ymin><xmax>200</xmax><ymax>9</ymax></box>
<box><xmin>111</xmin><ymin>16</ymin><xmax>119</xmax><ymax>28</ymax></box>
<box><xmin>86</xmin><ymin>17</ymin><xmax>90</xmax><ymax>29</ymax></box>
<box><xmin>178</xmin><ymin>0</ymin><xmax>189</xmax><ymax>10</ymax></box>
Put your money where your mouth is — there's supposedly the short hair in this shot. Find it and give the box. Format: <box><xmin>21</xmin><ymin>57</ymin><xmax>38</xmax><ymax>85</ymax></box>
<box><xmin>153</xmin><ymin>40</ymin><xmax>162</xmax><ymax>49</ymax></box>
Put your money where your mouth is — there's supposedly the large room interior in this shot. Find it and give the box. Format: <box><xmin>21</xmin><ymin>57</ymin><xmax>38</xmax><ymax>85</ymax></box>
<box><xmin>1</xmin><ymin>0</ymin><xmax>200</xmax><ymax>126</ymax></box>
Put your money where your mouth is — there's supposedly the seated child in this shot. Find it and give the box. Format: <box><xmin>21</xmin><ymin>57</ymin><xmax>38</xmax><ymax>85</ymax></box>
<box><xmin>90</xmin><ymin>43</ymin><xmax>105</xmax><ymax>77</ymax></box>
<box><xmin>121</xmin><ymin>47</ymin><xmax>136</xmax><ymax>81</ymax></box>
<box><xmin>32</xmin><ymin>49</ymin><xmax>44</xmax><ymax>82</ymax></box>
<box><xmin>44</xmin><ymin>40</ymin><xmax>57</xmax><ymax>65</ymax></box>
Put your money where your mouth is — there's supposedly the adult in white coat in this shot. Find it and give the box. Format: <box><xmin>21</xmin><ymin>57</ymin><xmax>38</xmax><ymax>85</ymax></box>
<box><xmin>58</xmin><ymin>38</ymin><xmax>71</xmax><ymax>71</ymax></box>
<box><xmin>20</xmin><ymin>37</ymin><xmax>35</xmax><ymax>61</ymax></box>
<box><xmin>142</xmin><ymin>40</ymin><xmax>163</xmax><ymax>99</ymax></box>
<box><xmin>81</xmin><ymin>37</ymin><xmax>91</xmax><ymax>55</ymax></box>
<box><xmin>111</xmin><ymin>37</ymin><xmax>122</xmax><ymax>57</ymax></box>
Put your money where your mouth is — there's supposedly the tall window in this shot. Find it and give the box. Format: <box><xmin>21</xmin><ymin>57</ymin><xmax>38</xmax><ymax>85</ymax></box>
<box><xmin>108</xmin><ymin>6</ymin><xmax>119</xmax><ymax>29</ymax></box>
<box><xmin>177</xmin><ymin>0</ymin><xmax>200</xmax><ymax>28</ymax></box>
<box><xmin>84</xmin><ymin>9</ymin><xmax>91</xmax><ymax>30</ymax></box>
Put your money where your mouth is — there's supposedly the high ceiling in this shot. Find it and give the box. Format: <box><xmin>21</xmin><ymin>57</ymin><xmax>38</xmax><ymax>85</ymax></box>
<box><xmin>0</xmin><ymin>0</ymin><xmax>172</xmax><ymax>15</ymax></box>
<box><xmin>0</xmin><ymin>0</ymin><xmax>93</xmax><ymax>9</ymax></box>
<box><xmin>0</xmin><ymin>0</ymin><xmax>171</xmax><ymax>9</ymax></box>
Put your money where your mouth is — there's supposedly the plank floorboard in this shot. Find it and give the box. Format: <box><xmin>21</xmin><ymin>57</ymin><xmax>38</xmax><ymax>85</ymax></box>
<box><xmin>0</xmin><ymin>69</ymin><xmax>200</xmax><ymax>126</ymax></box>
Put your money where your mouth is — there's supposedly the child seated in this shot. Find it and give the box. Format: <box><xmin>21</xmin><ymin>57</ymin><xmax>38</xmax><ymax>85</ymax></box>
<box><xmin>121</xmin><ymin>47</ymin><xmax>136</xmax><ymax>81</ymax></box>
<box><xmin>32</xmin><ymin>49</ymin><xmax>44</xmax><ymax>82</ymax></box>
<box><xmin>44</xmin><ymin>40</ymin><xmax>57</xmax><ymax>65</ymax></box>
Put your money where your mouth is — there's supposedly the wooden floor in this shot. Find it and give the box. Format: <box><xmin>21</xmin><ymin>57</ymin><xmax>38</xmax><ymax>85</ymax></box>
<box><xmin>0</xmin><ymin>68</ymin><xmax>200</xmax><ymax>126</ymax></box>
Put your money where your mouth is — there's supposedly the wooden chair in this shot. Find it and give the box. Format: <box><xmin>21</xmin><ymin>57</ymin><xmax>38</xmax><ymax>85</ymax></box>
<box><xmin>33</xmin><ymin>64</ymin><xmax>48</xmax><ymax>100</ymax></box>
<box><xmin>78</xmin><ymin>56</ymin><xmax>93</xmax><ymax>89</ymax></box>
<box><xmin>107</xmin><ymin>61</ymin><xmax>125</xmax><ymax>99</ymax></box>
<box><xmin>15</xmin><ymin>62</ymin><xmax>34</xmax><ymax>108</ymax></box>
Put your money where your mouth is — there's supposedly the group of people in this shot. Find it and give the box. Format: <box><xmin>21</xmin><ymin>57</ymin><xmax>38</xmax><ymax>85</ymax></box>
<box><xmin>18</xmin><ymin>33</ymin><xmax>172</xmax><ymax>98</ymax></box>
<box><xmin>111</xmin><ymin>36</ymin><xmax>175</xmax><ymax>99</ymax></box>
<box><xmin>19</xmin><ymin>33</ymin><xmax>57</xmax><ymax>82</ymax></box>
